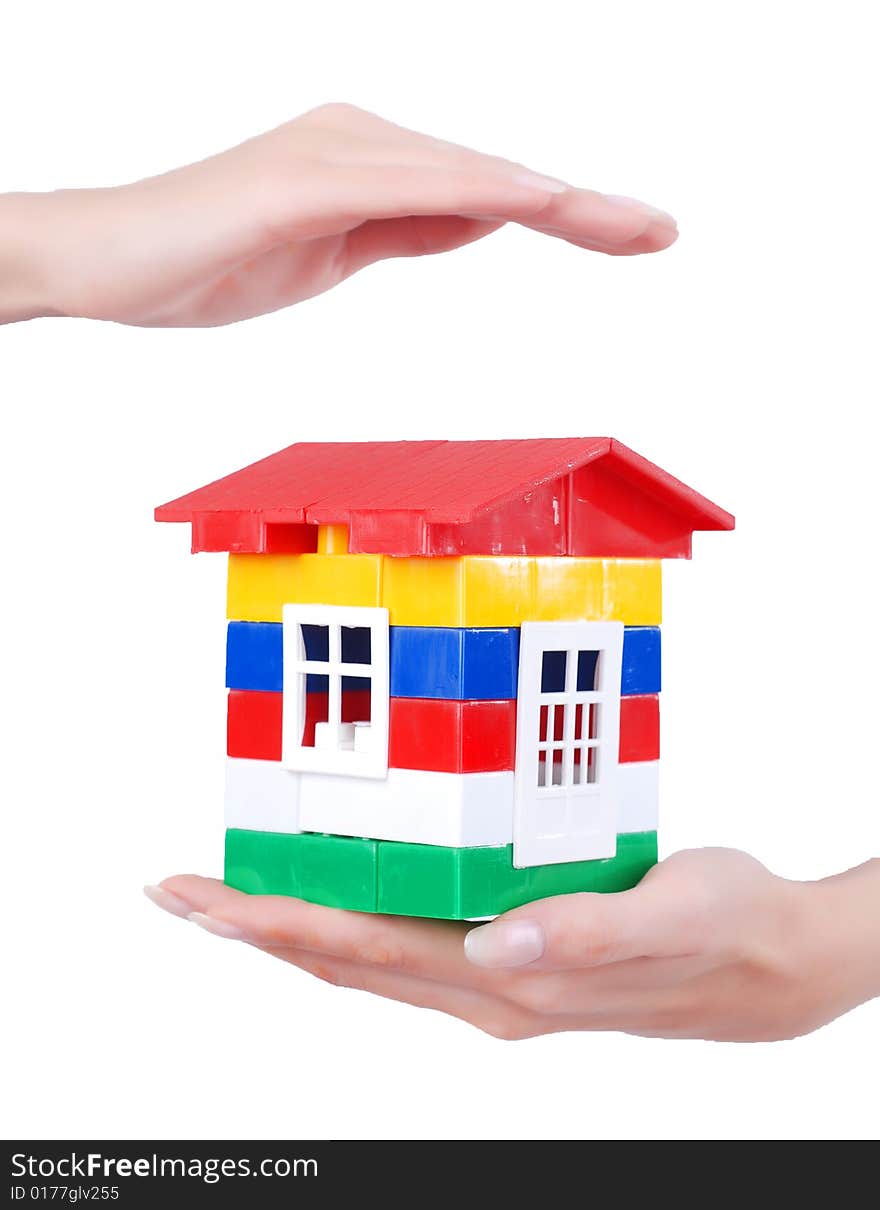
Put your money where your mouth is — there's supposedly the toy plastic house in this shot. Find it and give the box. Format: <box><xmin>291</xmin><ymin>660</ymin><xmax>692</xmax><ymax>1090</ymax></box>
<box><xmin>156</xmin><ymin>438</ymin><xmax>733</xmax><ymax>919</ymax></box>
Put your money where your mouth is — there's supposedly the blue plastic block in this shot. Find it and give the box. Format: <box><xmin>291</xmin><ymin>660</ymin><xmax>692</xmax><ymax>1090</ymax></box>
<box><xmin>229</xmin><ymin>620</ymin><xmax>658</xmax><ymax>699</ymax></box>
<box><xmin>621</xmin><ymin>627</ymin><xmax>661</xmax><ymax>695</ymax></box>
<box><xmin>389</xmin><ymin>626</ymin><xmax>520</xmax><ymax>700</ymax></box>
<box><xmin>226</xmin><ymin>620</ymin><xmax>371</xmax><ymax>694</ymax></box>
<box><xmin>226</xmin><ymin>622</ymin><xmax>283</xmax><ymax>692</ymax></box>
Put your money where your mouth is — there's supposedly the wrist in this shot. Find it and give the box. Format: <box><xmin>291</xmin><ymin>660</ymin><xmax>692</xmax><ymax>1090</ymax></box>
<box><xmin>0</xmin><ymin>192</ymin><xmax>66</xmax><ymax>323</ymax></box>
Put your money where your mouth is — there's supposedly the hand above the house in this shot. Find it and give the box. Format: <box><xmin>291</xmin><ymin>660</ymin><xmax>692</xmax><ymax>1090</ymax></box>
<box><xmin>147</xmin><ymin>848</ymin><xmax>880</xmax><ymax>1041</ymax></box>
<box><xmin>0</xmin><ymin>103</ymin><xmax>677</xmax><ymax>327</ymax></box>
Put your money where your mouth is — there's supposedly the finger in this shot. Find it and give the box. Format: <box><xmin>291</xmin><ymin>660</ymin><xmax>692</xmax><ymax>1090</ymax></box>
<box><xmin>157</xmin><ymin>874</ymin><xmax>489</xmax><ymax>987</ymax></box>
<box><xmin>295</xmin><ymin>105</ymin><xmax>677</xmax><ymax>245</ymax></box>
<box><xmin>464</xmin><ymin>863</ymin><xmax>712</xmax><ymax>973</ymax></box>
<box><xmin>264</xmin><ymin>162</ymin><xmax>569</xmax><ymax>241</ymax></box>
<box><xmin>521</xmin><ymin>192</ymin><xmax>678</xmax><ymax>252</ymax></box>
<box><xmin>265</xmin><ymin>156</ymin><xmax>675</xmax><ymax>251</ymax></box>
<box><xmin>342</xmin><ymin>215</ymin><xmax>503</xmax><ymax>274</ymax></box>
<box><xmin>256</xmin><ymin>944</ymin><xmax>550</xmax><ymax>1040</ymax></box>
<box><xmin>257</xmin><ymin>944</ymin><xmax>706</xmax><ymax>1039</ymax></box>
<box><xmin>344</xmin><ymin>211</ymin><xmax>677</xmax><ymax>274</ymax></box>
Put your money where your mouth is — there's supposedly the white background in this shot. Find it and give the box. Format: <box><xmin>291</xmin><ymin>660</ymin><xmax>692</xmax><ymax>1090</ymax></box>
<box><xmin>2</xmin><ymin>0</ymin><xmax>878</xmax><ymax>1142</ymax></box>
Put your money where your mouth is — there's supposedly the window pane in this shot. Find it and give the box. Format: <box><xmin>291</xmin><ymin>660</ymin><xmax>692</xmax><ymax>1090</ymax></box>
<box><xmin>302</xmin><ymin>623</ymin><xmax>329</xmax><ymax>660</ymax></box>
<box><xmin>301</xmin><ymin>624</ymin><xmax>330</xmax><ymax>692</ymax></box>
<box><xmin>342</xmin><ymin>687</ymin><xmax>371</xmax><ymax>724</ymax></box>
<box><xmin>541</xmin><ymin>650</ymin><xmax>567</xmax><ymax>692</ymax></box>
<box><xmin>577</xmin><ymin>649</ymin><xmax>599</xmax><ymax>691</ymax></box>
<box><xmin>538</xmin><ymin>752</ymin><xmax>548</xmax><ymax>787</ymax></box>
<box><xmin>341</xmin><ymin>625</ymin><xmax>372</xmax><ymax>665</ymax></box>
<box><xmin>573</xmin><ymin>702</ymin><xmax>601</xmax><ymax>742</ymax></box>
<box><xmin>302</xmin><ymin>690</ymin><xmax>329</xmax><ymax>747</ymax></box>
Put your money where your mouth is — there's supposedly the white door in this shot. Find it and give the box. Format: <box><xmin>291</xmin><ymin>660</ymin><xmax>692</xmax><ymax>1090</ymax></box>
<box><xmin>513</xmin><ymin>621</ymin><xmax>623</xmax><ymax>867</ymax></box>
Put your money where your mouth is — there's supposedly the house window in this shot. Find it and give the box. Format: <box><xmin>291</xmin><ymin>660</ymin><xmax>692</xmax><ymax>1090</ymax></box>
<box><xmin>538</xmin><ymin>649</ymin><xmax>601</xmax><ymax>788</ymax></box>
<box><xmin>282</xmin><ymin>604</ymin><xmax>390</xmax><ymax>779</ymax></box>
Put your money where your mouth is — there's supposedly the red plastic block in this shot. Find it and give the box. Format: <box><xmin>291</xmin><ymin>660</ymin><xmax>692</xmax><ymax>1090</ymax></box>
<box><xmin>191</xmin><ymin>513</ymin><xmax>317</xmax><ymax>555</ymax></box>
<box><xmin>227</xmin><ymin>690</ymin><xmax>283</xmax><ymax>761</ymax></box>
<box><xmin>619</xmin><ymin>694</ymin><xmax>660</xmax><ymax>763</ymax></box>
<box><xmin>227</xmin><ymin>688</ymin><xmax>371</xmax><ymax>759</ymax></box>
<box><xmin>389</xmin><ymin>697</ymin><xmax>516</xmax><ymax>774</ymax></box>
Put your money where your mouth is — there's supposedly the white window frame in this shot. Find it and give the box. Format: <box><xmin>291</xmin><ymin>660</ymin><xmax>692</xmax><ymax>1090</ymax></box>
<box><xmin>282</xmin><ymin>604</ymin><xmax>389</xmax><ymax>779</ymax></box>
<box><xmin>513</xmin><ymin>621</ymin><xmax>623</xmax><ymax>867</ymax></box>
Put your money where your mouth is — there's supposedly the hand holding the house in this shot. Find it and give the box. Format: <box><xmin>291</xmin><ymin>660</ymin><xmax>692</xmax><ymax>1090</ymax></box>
<box><xmin>150</xmin><ymin>849</ymin><xmax>880</xmax><ymax>1041</ymax></box>
<box><xmin>0</xmin><ymin>102</ymin><xmax>677</xmax><ymax>326</ymax></box>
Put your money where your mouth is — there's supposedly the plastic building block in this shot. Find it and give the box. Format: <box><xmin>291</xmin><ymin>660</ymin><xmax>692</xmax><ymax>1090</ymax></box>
<box><xmin>388</xmin><ymin>697</ymin><xmax>516</xmax><ymax>773</ymax></box>
<box><xmin>226</xmin><ymin>752</ymin><xmax>655</xmax><ymax>844</ymax></box>
<box><xmin>389</xmin><ymin>626</ymin><xmax>519</xmax><ymax>700</ymax></box>
<box><xmin>224</xmin><ymin>757</ymin><xmax>300</xmax><ymax>833</ymax></box>
<box><xmin>227</xmin><ymin>687</ymin><xmax>374</xmax><ymax>760</ymax></box>
<box><xmin>191</xmin><ymin>512</ymin><xmax>317</xmax><ymax>555</ymax></box>
<box><xmin>227</xmin><ymin>690</ymin><xmax>284</xmax><ymax>761</ymax></box>
<box><xmin>298</xmin><ymin>768</ymin><xmax>514</xmax><ymax>847</ymax></box>
<box><xmin>158</xmin><ymin>438</ymin><xmax>733</xmax><ymax>558</ymax></box>
<box><xmin>616</xmin><ymin>761</ymin><xmax>659</xmax><ymax>834</ymax></box>
<box><xmin>621</xmin><ymin>626</ymin><xmax>661</xmax><ymax>695</ymax></box>
<box><xmin>226</xmin><ymin>621</ymin><xmax>284</xmax><ymax>693</ymax></box>
<box><xmin>225</xmin><ymin>828</ymin><xmax>378</xmax><ymax>910</ymax></box>
<box><xmin>224</xmin><ymin>827</ymin><xmax>657</xmax><ymax>918</ymax></box>
<box><xmin>227</xmin><ymin>553</ymin><xmax>383</xmax><ymax>622</ymax></box>
<box><xmin>230</xmin><ymin>620</ymin><xmax>659</xmax><ymax>703</ymax></box>
<box><xmin>227</xmin><ymin>619</ymin><xmax>374</xmax><ymax>694</ymax></box>
<box><xmin>316</xmin><ymin>523</ymin><xmax>350</xmax><ymax>554</ymax></box>
<box><xmin>619</xmin><ymin>694</ymin><xmax>660</xmax><ymax>762</ymax></box>
<box><xmin>227</xmin><ymin>553</ymin><xmax>661</xmax><ymax>627</ymax></box>
<box><xmin>376</xmin><ymin>830</ymin><xmax>658</xmax><ymax>918</ymax></box>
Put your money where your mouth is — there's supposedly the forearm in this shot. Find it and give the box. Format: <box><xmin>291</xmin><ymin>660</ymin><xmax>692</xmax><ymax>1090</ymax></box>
<box><xmin>800</xmin><ymin>859</ymin><xmax>880</xmax><ymax>1017</ymax></box>
<box><xmin>0</xmin><ymin>192</ymin><xmax>66</xmax><ymax>324</ymax></box>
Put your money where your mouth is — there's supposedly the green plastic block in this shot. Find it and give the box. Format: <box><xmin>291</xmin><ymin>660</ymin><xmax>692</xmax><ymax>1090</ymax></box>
<box><xmin>377</xmin><ymin>831</ymin><xmax>658</xmax><ymax>919</ymax></box>
<box><xmin>225</xmin><ymin>829</ymin><xmax>378</xmax><ymax>912</ymax></box>
<box><xmin>225</xmin><ymin>829</ymin><xmax>657</xmax><ymax>920</ymax></box>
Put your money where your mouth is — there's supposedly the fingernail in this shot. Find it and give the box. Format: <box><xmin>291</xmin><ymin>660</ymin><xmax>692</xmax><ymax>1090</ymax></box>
<box><xmin>464</xmin><ymin>919</ymin><xmax>546</xmax><ymax>968</ymax></box>
<box><xmin>188</xmin><ymin>912</ymin><xmax>246</xmax><ymax>941</ymax></box>
<box><xmin>602</xmin><ymin>194</ymin><xmax>677</xmax><ymax>225</ymax></box>
<box><xmin>144</xmin><ymin>884</ymin><xmax>194</xmax><ymax>920</ymax></box>
<box><xmin>513</xmin><ymin>171</ymin><xmax>569</xmax><ymax>194</ymax></box>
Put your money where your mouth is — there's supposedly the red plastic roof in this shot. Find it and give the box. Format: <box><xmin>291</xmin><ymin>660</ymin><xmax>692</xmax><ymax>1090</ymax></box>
<box><xmin>156</xmin><ymin>437</ymin><xmax>734</xmax><ymax>557</ymax></box>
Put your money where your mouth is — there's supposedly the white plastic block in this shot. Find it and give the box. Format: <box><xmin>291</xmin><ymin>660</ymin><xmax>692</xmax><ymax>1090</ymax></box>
<box><xmin>514</xmin><ymin>620</ymin><xmax>624</xmax><ymax>867</ymax></box>
<box><xmin>299</xmin><ymin>768</ymin><xmax>514</xmax><ymax>847</ymax></box>
<box><xmin>617</xmin><ymin>760</ymin><xmax>659</xmax><ymax>834</ymax></box>
<box><xmin>224</xmin><ymin>757</ymin><xmax>301</xmax><ymax>834</ymax></box>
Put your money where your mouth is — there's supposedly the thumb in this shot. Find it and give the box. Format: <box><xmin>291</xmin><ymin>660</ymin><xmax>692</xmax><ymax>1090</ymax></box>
<box><xmin>464</xmin><ymin>863</ymin><xmax>707</xmax><ymax>972</ymax></box>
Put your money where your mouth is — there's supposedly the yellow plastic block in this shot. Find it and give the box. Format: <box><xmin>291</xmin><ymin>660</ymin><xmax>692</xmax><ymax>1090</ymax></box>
<box><xmin>317</xmin><ymin>524</ymin><xmax>350</xmax><ymax>554</ymax></box>
<box><xmin>381</xmin><ymin>557</ymin><xmax>463</xmax><ymax>626</ymax></box>
<box><xmin>227</xmin><ymin>553</ymin><xmax>383</xmax><ymax>621</ymax></box>
<box><xmin>462</xmin><ymin>558</ymin><xmax>537</xmax><ymax>626</ymax></box>
<box><xmin>228</xmin><ymin>553</ymin><xmax>661</xmax><ymax>626</ymax></box>
<box><xmin>532</xmin><ymin>559</ymin><xmax>605</xmax><ymax>622</ymax></box>
<box><xmin>227</xmin><ymin>555</ymin><xmax>300</xmax><ymax>622</ymax></box>
<box><xmin>602</xmin><ymin>559</ymin><xmax>662</xmax><ymax>625</ymax></box>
